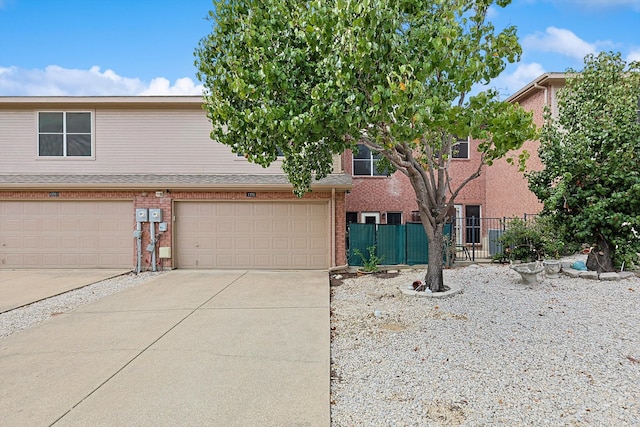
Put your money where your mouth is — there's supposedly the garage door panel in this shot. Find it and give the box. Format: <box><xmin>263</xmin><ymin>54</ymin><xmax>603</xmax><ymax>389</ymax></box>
<box><xmin>273</xmin><ymin>221</ymin><xmax>289</xmax><ymax>233</ymax></box>
<box><xmin>253</xmin><ymin>219</ymin><xmax>272</xmax><ymax>232</ymax></box>
<box><xmin>2</xmin><ymin>219</ymin><xmax>22</xmax><ymax>231</ymax></box>
<box><xmin>214</xmin><ymin>219</ymin><xmax>232</xmax><ymax>232</ymax></box>
<box><xmin>176</xmin><ymin>201</ymin><xmax>328</xmax><ymax>269</ymax></box>
<box><xmin>60</xmin><ymin>236</ymin><xmax>80</xmax><ymax>249</ymax></box>
<box><xmin>215</xmin><ymin>237</ymin><xmax>232</xmax><ymax>250</ymax></box>
<box><xmin>0</xmin><ymin>201</ymin><xmax>131</xmax><ymax>269</ymax></box>
<box><xmin>23</xmin><ymin>256</ymin><xmax>41</xmax><ymax>267</ymax></box>
<box><xmin>3</xmin><ymin>253</ymin><xmax>22</xmax><ymax>265</ymax></box>
<box><xmin>272</xmin><ymin>238</ymin><xmax>289</xmax><ymax>250</ymax></box>
<box><xmin>291</xmin><ymin>238</ymin><xmax>308</xmax><ymax>250</ymax></box>
<box><xmin>4</xmin><ymin>236</ymin><xmax>23</xmax><ymax>248</ymax></box>
<box><xmin>24</xmin><ymin>236</ymin><xmax>41</xmax><ymax>249</ymax></box>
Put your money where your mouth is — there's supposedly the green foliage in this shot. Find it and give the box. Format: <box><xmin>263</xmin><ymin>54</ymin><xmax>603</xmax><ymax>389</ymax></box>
<box><xmin>195</xmin><ymin>0</ymin><xmax>536</xmax><ymax>195</ymax></box>
<box><xmin>195</xmin><ymin>0</ymin><xmax>537</xmax><ymax>290</ymax></box>
<box><xmin>495</xmin><ymin>218</ymin><xmax>543</xmax><ymax>262</ymax></box>
<box><xmin>527</xmin><ymin>52</ymin><xmax>640</xmax><ymax>269</ymax></box>
<box><xmin>353</xmin><ymin>245</ymin><xmax>384</xmax><ymax>272</ymax></box>
<box><xmin>495</xmin><ymin>217</ymin><xmax>580</xmax><ymax>262</ymax></box>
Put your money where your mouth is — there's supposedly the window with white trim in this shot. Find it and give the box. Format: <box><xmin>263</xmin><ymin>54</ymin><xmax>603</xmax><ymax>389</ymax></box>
<box><xmin>452</xmin><ymin>136</ymin><xmax>469</xmax><ymax>159</ymax></box>
<box><xmin>352</xmin><ymin>144</ymin><xmax>387</xmax><ymax>176</ymax></box>
<box><xmin>38</xmin><ymin>112</ymin><xmax>93</xmax><ymax>157</ymax></box>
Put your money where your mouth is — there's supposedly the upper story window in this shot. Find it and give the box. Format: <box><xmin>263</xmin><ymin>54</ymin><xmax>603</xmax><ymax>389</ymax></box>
<box><xmin>353</xmin><ymin>144</ymin><xmax>387</xmax><ymax>176</ymax></box>
<box><xmin>38</xmin><ymin>112</ymin><xmax>93</xmax><ymax>157</ymax></box>
<box><xmin>452</xmin><ymin>136</ymin><xmax>469</xmax><ymax>159</ymax></box>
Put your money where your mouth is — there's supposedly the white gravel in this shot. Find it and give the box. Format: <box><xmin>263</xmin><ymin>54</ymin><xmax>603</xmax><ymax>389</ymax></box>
<box><xmin>330</xmin><ymin>264</ymin><xmax>640</xmax><ymax>426</ymax></box>
<box><xmin>0</xmin><ymin>271</ymin><xmax>162</xmax><ymax>339</ymax></box>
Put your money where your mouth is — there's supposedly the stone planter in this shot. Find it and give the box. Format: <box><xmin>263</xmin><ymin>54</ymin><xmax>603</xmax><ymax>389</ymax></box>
<box><xmin>543</xmin><ymin>260</ymin><xmax>561</xmax><ymax>278</ymax></box>
<box><xmin>511</xmin><ymin>262</ymin><xmax>544</xmax><ymax>285</ymax></box>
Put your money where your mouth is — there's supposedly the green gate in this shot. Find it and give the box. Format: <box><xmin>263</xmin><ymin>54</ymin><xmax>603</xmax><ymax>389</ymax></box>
<box><xmin>347</xmin><ymin>223</ymin><xmax>451</xmax><ymax>266</ymax></box>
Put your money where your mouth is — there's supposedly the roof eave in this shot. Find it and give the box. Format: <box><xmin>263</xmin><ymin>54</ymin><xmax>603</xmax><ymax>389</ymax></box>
<box><xmin>0</xmin><ymin>181</ymin><xmax>352</xmax><ymax>192</ymax></box>
<box><xmin>506</xmin><ymin>72</ymin><xmax>568</xmax><ymax>104</ymax></box>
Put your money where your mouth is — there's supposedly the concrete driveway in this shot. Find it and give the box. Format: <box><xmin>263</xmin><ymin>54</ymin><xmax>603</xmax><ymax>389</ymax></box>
<box><xmin>0</xmin><ymin>270</ymin><xmax>329</xmax><ymax>426</ymax></box>
<box><xmin>0</xmin><ymin>269</ymin><xmax>130</xmax><ymax>313</ymax></box>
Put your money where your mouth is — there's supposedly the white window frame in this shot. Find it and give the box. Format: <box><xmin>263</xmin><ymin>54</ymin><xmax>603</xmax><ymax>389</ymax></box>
<box><xmin>352</xmin><ymin>144</ymin><xmax>386</xmax><ymax>176</ymax></box>
<box><xmin>452</xmin><ymin>136</ymin><xmax>469</xmax><ymax>159</ymax></box>
<box><xmin>361</xmin><ymin>212</ymin><xmax>380</xmax><ymax>224</ymax></box>
<box><xmin>37</xmin><ymin>111</ymin><xmax>95</xmax><ymax>159</ymax></box>
<box><xmin>454</xmin><ymin>205</ymin><xmax>463</xmax><ymax>246</ymax></box>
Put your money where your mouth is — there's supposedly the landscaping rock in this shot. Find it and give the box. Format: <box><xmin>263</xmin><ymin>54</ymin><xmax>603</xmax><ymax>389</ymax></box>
<box><xmin>562</xmin><ymin>268</ymin><xmax>582</xmax><ymax>278</ymax></box>
<box><xmin>619</xmin><ymin>271</ymin><xmax>636</xmax><ymax>280</ymax></box>
<box><xmin>599</xmin><ymin>272</ymin><xmax>621</xmax><ymax>281</ymax></box>
<box><xmin>579</xmin><ymin>271</ymin><xmax>599</xmax><ymax>280</ymax></box>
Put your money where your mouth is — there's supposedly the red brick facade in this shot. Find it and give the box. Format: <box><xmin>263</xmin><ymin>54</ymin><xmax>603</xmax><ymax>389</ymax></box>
<box><xmin>344</xmin><ymin>143</ymin><xmax>486</xmax><ymax>224</ymax></box>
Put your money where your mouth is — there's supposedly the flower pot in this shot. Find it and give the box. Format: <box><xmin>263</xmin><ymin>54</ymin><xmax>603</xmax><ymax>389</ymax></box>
<box><xmin>543</xmin><ymin>260</ymin><xmax>561</xmax><ymax>279</ymax></box>
<box><xmin>511</xmin><ymin>261</ymin><xmax>544</xmax><ymax>285</ymax></box>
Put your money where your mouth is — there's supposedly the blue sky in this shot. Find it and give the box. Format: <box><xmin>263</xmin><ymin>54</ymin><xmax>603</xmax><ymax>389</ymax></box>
<box><xmin>0</xmin><ymin>0</ymin><xmax>639</xmax><ymax>97</ymax></box>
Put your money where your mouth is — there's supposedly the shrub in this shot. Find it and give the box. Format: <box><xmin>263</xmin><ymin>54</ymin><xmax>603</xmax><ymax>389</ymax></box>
<box><xmin>353</xmin><ymin>245</ymin><xmax>384</xmax><ymax>272</ymax></box>
<box><xmin>495</xmin><ymin>217</ymin><xmax>580</xmax><ymax>262</ymax></box>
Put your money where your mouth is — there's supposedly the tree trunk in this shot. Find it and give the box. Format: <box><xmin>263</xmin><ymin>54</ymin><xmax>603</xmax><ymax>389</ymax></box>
<box><xmin>425</xmin><ymin>221</ymin><xmax>449</xmax><ymax>292</ymax></box>
<box><xmin>586</xmin><ymin>233</ymin><xmax>615</xmax><ymax>273</ymax></box>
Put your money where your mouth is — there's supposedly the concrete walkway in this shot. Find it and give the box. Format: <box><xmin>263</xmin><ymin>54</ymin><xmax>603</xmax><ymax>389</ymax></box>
<box><xmin>0</xmin><ymin>269</ymin><xmax>130</xmax><ymax>313</ymax></box>
<box><xmin>0</xmin><ymin>270</ymin><xmax>329</xmax><ymax>426</ymax></box>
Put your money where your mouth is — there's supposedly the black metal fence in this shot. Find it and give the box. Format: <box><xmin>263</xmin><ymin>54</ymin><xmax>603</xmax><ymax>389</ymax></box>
<box><xmin>449</xmin><ymin>214</ymin><xmax>538</xmax><ymax>261</ymax></box>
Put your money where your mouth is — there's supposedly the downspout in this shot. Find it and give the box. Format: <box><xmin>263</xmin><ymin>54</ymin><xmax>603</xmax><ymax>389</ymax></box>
<box><xmin>136</xmin><ymin>221</ymin><xmax>142</xmax><ymax>273</ymax></box>
<box><xmin>533</xmin><ymin>82</ymin><xmax>548</xmax><ymax>107</ymax></box>
<box><xmin>331</xmin><ymin>188</ymin><xmax>336</xmax><ymax>268</ymax></box>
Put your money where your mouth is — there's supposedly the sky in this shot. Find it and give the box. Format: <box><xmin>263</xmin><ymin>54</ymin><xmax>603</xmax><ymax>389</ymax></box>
<box><xmin>0</xmin><ymin>0</ymin><xmax>639</xmax><ymax>98</ymax></box>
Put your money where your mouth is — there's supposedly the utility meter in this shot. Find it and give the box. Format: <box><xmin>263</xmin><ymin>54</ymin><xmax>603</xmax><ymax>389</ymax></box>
<box><xmin>135</xmin><ymin>208</ymin><xmax>148</xmax><ymax>222</ymax></box>
<box><xmin>149</xmin><ymin>208</ymin><xmax>162</xmax><ymax>222</ymax></box>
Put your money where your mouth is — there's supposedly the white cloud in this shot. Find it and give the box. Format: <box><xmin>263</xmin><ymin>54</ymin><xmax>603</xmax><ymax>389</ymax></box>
<box><xmin>627</xmin><ymin>49</ymin><xmax>640</xmax><ymax>63</ymax></box>
<box><xmin>0</xmin><ymin>65</ymin><xmax>204</xmax><ymax>96</ymax></box>
<box><xmin>138</xmin><ymin>77</ymin><xmax>204</xmax><ymax>96</ymax></box>
<box><xmin>489</xmin><ymin>62</ymin><xmax>547</xmax><ymax>97</ymax></box>
<box><xmin>523</xmin><ymin>27</ymin><xmax>596</xmax><ymax>60</ymax></box>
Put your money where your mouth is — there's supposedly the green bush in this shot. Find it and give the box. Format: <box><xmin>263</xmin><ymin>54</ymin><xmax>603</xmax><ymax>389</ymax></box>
<box><xmin>495</xmin><ymin>217</ymin><xmax>579</xmax><ymax>262</ymax></box>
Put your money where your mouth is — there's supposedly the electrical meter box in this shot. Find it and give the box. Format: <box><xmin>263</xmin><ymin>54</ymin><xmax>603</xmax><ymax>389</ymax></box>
<box><xmin>149</xmin><ymin>208</ymin><xmax>163</xmax><ymax>222</ymax></box>
<box><xmin>135</xmin><ymin>208</ymin><xmax>148</xmax><ymax>222</ymax></box>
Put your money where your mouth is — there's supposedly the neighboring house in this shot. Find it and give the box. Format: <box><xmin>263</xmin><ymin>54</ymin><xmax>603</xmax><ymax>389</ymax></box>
<box><xmin>484</xmin><ymin>72</ymin><xmax>566</xmax><ymax>219</ymax></box>
<box><xmin>344</xmin><ymin>73</ymin><xmax>567</xmax><ymax>249</ymax></box>
<box><xmin>0</xmin><ymin>96</ymin><xmax>351</xmax><ymax>270</ymax></box>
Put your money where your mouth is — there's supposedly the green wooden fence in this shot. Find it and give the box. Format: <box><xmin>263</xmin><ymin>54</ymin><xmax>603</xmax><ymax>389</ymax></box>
<box><xmin>348</xmin><ymin>223</ymin><xmax>451</xmax><ymax>266</ymax></box>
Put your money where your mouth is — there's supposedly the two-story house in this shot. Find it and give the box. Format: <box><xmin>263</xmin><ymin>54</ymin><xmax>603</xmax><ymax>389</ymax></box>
<box><xmin>0</xmin><ymin>96</ymin><xmax>351</xmax><ymax>270</ymax></box>
<box><xmin>344</xmin><ymin>72</ymin><xmax>567</xmax><ymax>253</ymax></box>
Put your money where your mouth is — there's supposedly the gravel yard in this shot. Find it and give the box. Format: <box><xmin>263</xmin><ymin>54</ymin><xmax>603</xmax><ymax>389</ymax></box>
<box><xmin>330</xmin><ymin>264</ymin><xmax>640</xmax><ymax>426</ymax></box>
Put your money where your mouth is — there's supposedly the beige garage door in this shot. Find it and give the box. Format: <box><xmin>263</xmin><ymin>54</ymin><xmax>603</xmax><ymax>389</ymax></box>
<box><xmin>175</xmin><ymin>201</ymin><xmax>329</xmax><ymax>269</ymax></box>
<box><xmin>0</xmin><ymin>201</ymin><xmax>132</xmax><ymax>269</ymax></box>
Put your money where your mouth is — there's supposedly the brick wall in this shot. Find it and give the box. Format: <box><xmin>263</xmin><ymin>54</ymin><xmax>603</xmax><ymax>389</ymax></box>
<box><xmin>344</xmin><ymin>145</ymin><xmax>487</xmax><ymax>223</ymax></box>
<box><xmin>484</xmin><ymin>89</ymin><xmax>548</xmax><ymax>219</ymax></box>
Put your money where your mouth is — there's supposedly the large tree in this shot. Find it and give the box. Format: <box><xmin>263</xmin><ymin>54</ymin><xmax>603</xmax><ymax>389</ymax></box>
<box><xmin>528</xmin><ymin>52</ymin><xmax>640</xmax><ymax>272</ymax></box>
<box><xmin>195</xmin><ymin>0</ymin><xmax>536</xmax><ymax>291</ymax></box>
